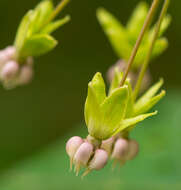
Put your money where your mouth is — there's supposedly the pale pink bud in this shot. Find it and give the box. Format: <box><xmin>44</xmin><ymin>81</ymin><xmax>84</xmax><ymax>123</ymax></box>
<box><xmin>111</xmin><ymin>138</ymin><xmax>129</xmax><ymax>160</ymax></box>
<box><xmin>88</xmin><ymin>149</ymin><xmax>108</xmax><ymax>170</ymax></box>
<box><xmin>74</xmin><ymin>142</ymin><xmax>93</xmax><ymax>166</ymax></box>
<box><xmin>1</xmin><ymin>61</ymin><xmax>19</xmax><ymax>80</ymax></box>
<box><xmin>18</xmin><ymin>65</ymin><xmax>33</xmax><ymax>85</ymax></box>
<box><xmin>4</xmin><ymin>46</ymin><xmax>16</xmax><ymax>59</ymax></box>
<box><xmin>101</xmin><ymin>137</ymin><xmax>115</xmax><ymax>155</ymax></box>
<box><xmin>126</xmin><ymin>140</ymin><xmax>139</xmax><ymax>160</ymax></box>
<box><xmin>66</xmin><ymin>136</ymin><xmax>83</xmax><ymax>158</ymax></box>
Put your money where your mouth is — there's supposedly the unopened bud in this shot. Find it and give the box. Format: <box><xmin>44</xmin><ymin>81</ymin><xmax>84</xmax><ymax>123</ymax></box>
<box><xmin>18</xmin><ymin>64</ymin><xmax>33</xmax><ymax>85</ymax></box>
<box><xmin>101</xmin><ymin>136</ymin><xmax>115</xmax><ymax>155</ymax></box>
<box><xmin>66</xmin><ymin>136</ymin><xmax>83</xmax><ymax>158</ymax></box>
<box><xmin>4</xmin><ymin>46</ymin><xmax>16</xmax><ymax>59</ymax></box>
<box><xmin>74</xmin><ymin>142</ymin><xmax>93</xmax><ymax>166</ymax></box>
<box><xmin>111</xmin><ymin>138</ymin><xmax>129</xmax><ymax>161</ymax></box>
<box><xmin>1</xmin><ymin>61</ymin><xmax>19</xmax><ymax>80</ymax></box>
<box><xmin>89</xmin><ymin>149</ymin><xmax>108</xmax><ymax>170</ymax></box>
<box><xmin>126</xmin><ymin>140</ymin><xmax>139</xmax><ymax>160</ymax></box>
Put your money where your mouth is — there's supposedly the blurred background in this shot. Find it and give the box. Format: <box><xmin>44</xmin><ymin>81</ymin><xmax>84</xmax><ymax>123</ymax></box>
<box><xmin>0</xmin><ymin>0</ymin><xmax>180</xmax><ymax>189</ymax></box>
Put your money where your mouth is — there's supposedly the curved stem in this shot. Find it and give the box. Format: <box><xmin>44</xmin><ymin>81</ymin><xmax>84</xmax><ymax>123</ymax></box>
<box><xmin>120</xmin><ymin>0</ymin><xmax>160</xmax><ymax>87</ymax></box>
<box><xmin>133</xmin><ymin>0</ymin><xmax>170</xmax><ymax>101</ymax></box>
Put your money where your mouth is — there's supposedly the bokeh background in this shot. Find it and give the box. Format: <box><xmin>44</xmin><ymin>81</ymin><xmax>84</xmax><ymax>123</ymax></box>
<box><xmin>0</xmin><ymin>0</ymin><xmax>180</xmax><ymax>189</ymax></box>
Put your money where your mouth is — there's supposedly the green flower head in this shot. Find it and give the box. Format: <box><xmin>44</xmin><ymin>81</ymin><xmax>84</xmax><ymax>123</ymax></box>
<box><xmin>97</xmin><ymin>1</ymin><xmax>171</xmax><ymax>69</ymax></box>
<box><xmin>84</xmin><ymin>72</ymin><xmax>159</xmax><ymax>140</ymax></box>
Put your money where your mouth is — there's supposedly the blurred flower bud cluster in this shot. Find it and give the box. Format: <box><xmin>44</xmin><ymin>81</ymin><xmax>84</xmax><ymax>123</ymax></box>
<box><xmin>66</xmin><ymin>136</ymin><xmax>108</xmax><ymax>177</ymax></box>
<box><xmin>0</xmin><ymin>46</ymin><xmax>33</xmax><ymax>89</ymax></box>
<box><xmin>101</xmin><ymin>135</ymin><xmax>139</xmax><ymax>168</ymax></box>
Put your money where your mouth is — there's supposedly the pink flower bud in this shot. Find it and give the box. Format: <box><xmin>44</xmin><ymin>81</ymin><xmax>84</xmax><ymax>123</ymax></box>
<box><xmin>66</xmin><ymin>136</ymin><xmax>83</xmax><ymax>158</ymax></box>
<box><xmin>126</xmin><ymin>140</ymin><xmax>139</xmax><ymax>160</ymax></box>
<box><xmin>74</xmin><ymin>142</ymin><xmax>93</xmax><ymax>166</ymax></box>
<box><xmin>111</xmin><ymin>138</ymin><xmax>129</xmax><ymax>160</ymax></box>
<box><xmin>88</xmin><ymin>149</ymin><xmax>108</xmax><ymax>170</ymax></box>
<box><xmin>1</xmin><ymin>61</ymin><xmax>19</xmax><ymax>80</ymax></box>
<box><xmin>4</xmin><ymin>46</ymin><xmax>16</xmax><ymax>59</ymax></box>
<box><xmin>18</xmin><ymin>65</ymin><xmax>33</xmax><ymax>85</ymax></box>
<box><xmin>101</xmin><ymin>137</ymin><xmax>115</xmax><ymax>155</ymax></box>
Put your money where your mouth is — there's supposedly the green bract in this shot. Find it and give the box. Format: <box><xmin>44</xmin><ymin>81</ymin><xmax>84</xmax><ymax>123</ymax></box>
<box><xmin>84</xmin><ymin>72</ymin><xmax>159</xmax><ymax>140</ymax></box>
<box><xmin>14</xmin><ymin>0</ymin><xmax>70</xmax><ymax>61</ymax></box>
<box><xmin>96</xmin><ymin>2</ymin><xmax>171</xmax><ymax>69</ymax></box>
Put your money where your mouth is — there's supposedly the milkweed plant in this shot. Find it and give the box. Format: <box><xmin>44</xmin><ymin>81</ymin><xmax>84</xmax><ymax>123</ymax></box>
<box><xmin>66</xmin><ymin>0</ymin><xmax>171</xmax><ymax>177</ymax></box>
<box><xmin>0</xmin><ymin>0</ymin><xmax>70</xmax><ymax>89</ymax></box>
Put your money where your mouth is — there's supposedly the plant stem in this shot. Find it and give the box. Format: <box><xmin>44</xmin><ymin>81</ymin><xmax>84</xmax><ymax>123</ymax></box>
<box><xmin>120</xmin><ymin>0</ymin><xmax>160</xmax><ymax>87</ymax></box>
<box><xmin>47</xmin><ymin>0</ymin><xmax>70</xmax><ymax>24</ymax></box>
<box><xmin>133</xmin><ymin>0</ymin><xmax>170</xmax><ymax>101</ymax></box>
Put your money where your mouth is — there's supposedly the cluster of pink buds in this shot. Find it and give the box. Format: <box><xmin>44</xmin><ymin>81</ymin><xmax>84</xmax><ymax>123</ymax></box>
<box><xmin>66</xmin><ymin>136</ymin><xmax>108</xmax><ymax>177</ymax></box>
<box><xmin>0</xmin><ymin>46</ymin><xmax>33</xmax><ymax>89</ymax></box>
<box><xmin>101</xmin><ymin>135</ymin><xmax>139</xmax><ymax>168</ymax></box>
<box><xmin>66</xmin><ymin>134</ymin><xmax>139</xmax><ymax>177</ymax></box>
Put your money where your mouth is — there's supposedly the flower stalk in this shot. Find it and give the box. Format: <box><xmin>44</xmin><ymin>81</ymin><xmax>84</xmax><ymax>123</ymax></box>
<box><xmin>133</xmin><ymin>0</ymin><xmax>170</xmax><ymax>101</ymax></box>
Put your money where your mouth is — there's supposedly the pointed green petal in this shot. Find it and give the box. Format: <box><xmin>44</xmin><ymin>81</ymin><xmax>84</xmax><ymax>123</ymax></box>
<box><xmin>41</xmin><ymin>15</ymin><xmax>71</xmax><ymax>34</ymax></box>
<box><xmin>14</xmin><ymin>10</ymin><xmax>33</xmax><ymax>52</ymax></box>
<box><xmin>109</xmin><ymin>68</ymin><xmax>123</xmax><ymax>95</ymax></box>
<box><xmin>152</xmin><ymin>38</ymin><xmax>168</xmax><ymax>58</ymax></box>
<box><xmin>134</xmin><ymin>90</ymin><xmax>166</xmax><ymax>115</ymax></box>
<box><xmin>125</xmin><ymin>79</ymin><xmax>134</xmax><ymax>117</ymax></box>
<box><xmin>84</xmin><ymin>84</ymin><xmax>103</xmax><ymax>138</ymax></box>
<box><xmin>112</xmin><ymin>111</ymin><xmax>157</xmax><ymax>136</ymax></box>
<box><xmin>96</xmin><ymin>8</ymin><xmax>131</xmax><ymax>60</ymax></box>
<box><xmin>33</xmin><ymin>0</ymin><xmax>54</xmax><ymax>32</ymax></box>
<box><xmin>136</xmin><ymin>78</ymin><xmax>164</xmax><ymax>104</ymax></box>
<box><xmin>89</xmin><ymin>72</ymin><xmax>106</xmax><ymax>105</ymax></box>
<box><xmin>149</xmin><ymin>15</ymin><xmax>171</xmax><ymax>39</ymax></box>
<box><xmin>100</xmin><ymin>86</ymin><xmax>129</xmax><ymax>137</ymax></box>
<box><xmin>127</xmin><ymin>2</ymin><xmax>148</xmax><ymax>43</ymax></box>
<box><xmin>20</xmin><ymin>34</ymin><xmax>57</xmax><ymax>57</ymax></box>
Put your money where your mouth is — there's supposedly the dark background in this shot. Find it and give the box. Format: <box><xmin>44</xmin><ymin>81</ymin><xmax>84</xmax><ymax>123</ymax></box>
<box><xmin>0</xmin><ymin>0</ymin><xmax>180</xmax><ymax>173</ymax></box>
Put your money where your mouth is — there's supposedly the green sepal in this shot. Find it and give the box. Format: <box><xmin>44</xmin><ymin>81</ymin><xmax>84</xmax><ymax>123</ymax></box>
<box><xmin>127</xmin><ymin>2</ymin><xmax>148</xmax><ymax>43</ymax></box>
<box><xmin>33</xmin><ymin>0</ymin><xmax>54</xmax><ymax>33</ymax></box>
<box><xmin>84</xmin><ymin>83</ymin><xmax>103</xmax><ymax>138</ymax></box>
<box><xmin>41</xmin><ymin>15</ymin><xmax>71</xmax><ymax>34</ymax></box>
<box><xmin>14</xmin><ymin>10</ymin><xmax>33</xmax><ymax>53</ymax></box>
<box><xmin>99</xmin><ymin>86</ymin><xmax>129</xmax><ymax>139</ymax></box>
<box><xmin>96</xmin><ymin>8</ymin><xmax>132</xmax><ymax>60</ymax></box>
<box><xmin>20</xmin><ymin>34</ymin><xmax>57</xmax><ymax>57</ymax></box>
<box><xmin>109</xmin><ymin>67</ymin><xmax>123</xmax><ymax>94</ymax></box>
<box><xmin>149</xmin><ymin>15</ymin><xmax>171</xmax><ymax>39</ymax></box>
<box><xmin>134</xmin><ymin>79</ymin><xmax>165</xmax><ymax>115</ymax></box>
<box><xmin>112</xmin><ymin>111</ymin><xmax>157</xmax><ymax>136</ymax></box>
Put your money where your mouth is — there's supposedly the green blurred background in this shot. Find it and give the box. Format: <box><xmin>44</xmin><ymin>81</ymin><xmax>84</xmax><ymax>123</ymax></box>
<box><xmin>0</xmin><ymin>0</ymin><xmax>180</xmax><ymax>189</ymax></box>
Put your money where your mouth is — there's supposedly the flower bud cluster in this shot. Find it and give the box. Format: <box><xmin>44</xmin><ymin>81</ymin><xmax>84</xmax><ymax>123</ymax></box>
<box><xmin>101</xmin><ymin>135</ymin><xmax>139</xmax><ymax>167</ymax></box>
<box><xmin>66</xmin><ymin>136</ymin><xmax>108</xmax><ymax>177</ymax></box>
<box><xmin>0</xmin><ymin>46</ymin><xmax>33</xmax><ymax>89</ymax></box>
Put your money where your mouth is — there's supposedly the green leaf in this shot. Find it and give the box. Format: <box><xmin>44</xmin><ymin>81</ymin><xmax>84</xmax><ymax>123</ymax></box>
<box><xmin>100</xmin><ymin>86</ymin><xmax>129</xmax><ymax>139</ymax></box>
<box><xmin>134</xmin><ymin>79</ymin><xmax>165</xmax><ymax>115</ymax></box>
<box><xmin>41</xmin><ymin>15</ymin><xmax>71</xmax><ymax>34</ymax></box>
<box><xmin>20</xmin><ymin>34</ymin><xmax>57</xmax><ymax>57</ymax></box>
<box><xmin>134</xmin><ymin>90</ymin><xmax>165</xmax><ymax>115</ymax></box>
<box><xmin>112</xmin><ymin>111</ymin><xmax>157</xmax><ymax>136</ymax></box>
<box><xmin>127</xmin><ymin>2</ymin><xmax>148</xmax><ymax>43</ymax></box>
<box><xmin>84</xmin><ymin>84</ymin><xmax>103</xmax><ymax>139</ymax></box>
<box><xmin>14</xmin><ymin>10</ymin><xmax>34</xmax><ymax>52</ymax></box>
<box><xmin>96</xmin><ymin>8</ymin><xmax>132</xmax><ymax>60</ymax></box>
<box><xmin>88</xmin><ymin>72</ymin><xmax>106</xmax><ymax>105</ymax></box>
